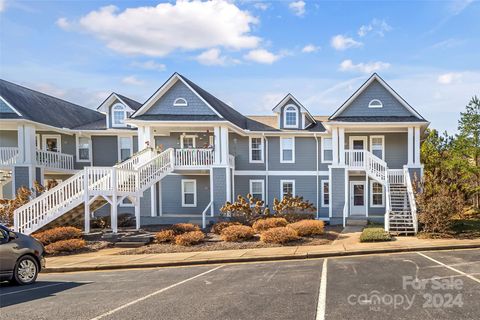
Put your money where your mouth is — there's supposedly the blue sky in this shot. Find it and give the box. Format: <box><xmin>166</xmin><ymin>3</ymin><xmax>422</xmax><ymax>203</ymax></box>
<box><xmin>1</xmin><ymin>0</ymin><xmax>479</xmax><ymax>133</ymax></box>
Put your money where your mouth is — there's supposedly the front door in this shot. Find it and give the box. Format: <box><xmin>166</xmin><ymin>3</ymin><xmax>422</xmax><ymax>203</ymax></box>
<box><xmin>350</xmin><ymin>181</ymin><xmax>366</xmax><ymax>216</ymax></box>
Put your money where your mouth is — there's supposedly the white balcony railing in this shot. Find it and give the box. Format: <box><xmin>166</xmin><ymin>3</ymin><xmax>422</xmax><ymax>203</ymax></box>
<box><xmin>345</xmin><ymin>149</ymin><xmax>387</xmax><ymax>183</ymax></box>
<box><xmin>0</xmin><ymin>147</ymin><xmax>19</xmax><ymax>166</ymax></box>
<box><xmin>36</xmin><ymin>149</ymin><xmax>74</xmax><ymax>171</ymax></box>
<box><xmin>387</xmin><ymin>169</ymin><xmax>404</xmax><ymax>185</ymax></box>
<box><xmin>174</xmin><ymin>148</ymin><xmax>213</xmax><ymax>168</ymax></box>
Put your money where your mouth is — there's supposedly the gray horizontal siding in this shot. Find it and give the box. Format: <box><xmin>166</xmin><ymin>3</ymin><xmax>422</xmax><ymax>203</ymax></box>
<box><xmin>331</xmin><ymin>168</ymin><xmax>345</xmax><ymax>218</ymax></box>
<box><xmin>268</xmin><ymin>137</ymin><xmax>316</xmax><ymax>171</ymax></box>
<box><xmin>0</xmin><ymin>130</ymin><xmax>17</xmax><ymax>147</ymax></box>
<box><xmin>92</xmin><ymin>136</ymin><xmax>118</xmax><ymax>166</ymax></box>
<box><xmin>229</xmin><ymin>133</ymin><xmax>266</xmax><ymax>171</ymax></box>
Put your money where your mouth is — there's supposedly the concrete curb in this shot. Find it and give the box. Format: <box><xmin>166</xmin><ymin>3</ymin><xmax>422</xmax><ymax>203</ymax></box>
<box><xmin>42</xmin><ymin>243</ymin><xmax>480</xmax><ymax>273</ymax></box>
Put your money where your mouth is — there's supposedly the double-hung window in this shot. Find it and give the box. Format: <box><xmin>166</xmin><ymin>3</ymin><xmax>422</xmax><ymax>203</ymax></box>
<box><xmin>249</xmin><ymin>137</ymin><xmax>263</xmax><ymax>163</ymax></box>
<box><xmin>77</xmin><ymin>136</ymin><xmax>91</xmax><ymax>162</ymax></box>
<box><xmin>281</xmin><ymin>180</ymin><xmax>295</xmax><ymax>198</ymax></box>
<box><xmin>370</xmin><ymin>136</ymin><xmax>384</xmax><ymax>160</ymax></box>
<box><xmin>370</xmin><ymin>182</ymin><xmax>384</xmax><ymax>207</ymax></box>
<box><xmin>118</xmin><ymin>137</ymin><xmax>133</xmax><ymax>161</ymax></box>
<box><xmin>180</xmin><ymin>135</ymin><xmax>196</xmax><ymax>149</ymax></box>
<box><xmin>280</xmin><ymin>137</ymin><xmax>295</xmax><ymax>163</ymax></box>
<box><xmin>182</xmin><ymin>179</ymin><xmax>197</xmax><ymax>207</ymax></box>
<box><xmin>249</xmin><ymin>180</ymin><xmax>264</xmax><ymax>202</ymax></box>
<box><xmin>112</xmin><ymin>104</ymin><xmax>126</xmax><ymax>127</ymax></box>
<box><xmin>321</xmin><ymin>180</ymin><xmax>329</xmax><ymax>207</ymax></box>
<box><xmin>284</xmin><ymin>105</ymin><xmax>298</xmax><ymax>128</ymax></box>
<box><xmin>321</xmin><ymin>137</ymin><xmax>333</xmax><ymax>163</ymax></box>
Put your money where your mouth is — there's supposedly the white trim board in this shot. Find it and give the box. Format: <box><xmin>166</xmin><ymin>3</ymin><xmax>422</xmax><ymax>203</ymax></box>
<box><xmin>234</xmin><ymin>170</ymin><xmax>329</xmax><ymax>176</ymax></box>
<box><xmin>249</xmin><ymin>179</ymin><xmax>265</xmax><ymax>201</ymax></box>
<box><xmin>0</xmin><ymin>95</ymin><xmax>23</xmax><ymax>116</ymax></box>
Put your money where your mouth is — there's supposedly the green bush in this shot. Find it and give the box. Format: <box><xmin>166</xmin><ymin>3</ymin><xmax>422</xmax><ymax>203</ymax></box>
<box><xmin>359</xmin><ymin>228</ymin><xmax>392</xmax><ymax>242</ymax></box>
<box><xmin>220</xmin><ymin>225</ymin><xmax>255</xmax><ymax>242</ymax></box>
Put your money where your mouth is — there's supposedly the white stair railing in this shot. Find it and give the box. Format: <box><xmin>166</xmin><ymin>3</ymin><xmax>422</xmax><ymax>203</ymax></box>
<box><xmin>174</xmin><ymin>148</ymin><xmax>213</xmax><ymax>168</ymax></box>
<box><xmin>345</xmin><ymin>150</ymin><xmax>387</xmax><ymax>183</ymax></box>
<box><xmin>385</xmin><ymin>183</ymin><xmax>391</xmax><ymax>231</ymax></box>
<box><xmin>116</xmin><ymin>147</ymin><xmax>156</xmax><ymax>170</ymax></box>
<box><xmin>403</xmin><ymin>168</ymin><xmax>418</xmax><ymax>234</ymax></box>
<box><xmin>138</xmin><ymin>148</ymin><xmax>174</xmax><ymax>191</ymax></box>
<box><xmin>387</xmin><ymin>169</ymin><xmax>404</xmax><ymax>185</ymax></box>
<box><xmin>202</xmin><ymin>201</ymin><xmax>213</xmax><ymax>229</ymax></box>
<box><xmin>0</xmin><ymin>147</ymin><xmax>19</xmax><ymax>166</ymax></box>
<box><xmin>36</xmin><ymin>150</ymin><xmax>74</xmax><ymax>171</ymax></box>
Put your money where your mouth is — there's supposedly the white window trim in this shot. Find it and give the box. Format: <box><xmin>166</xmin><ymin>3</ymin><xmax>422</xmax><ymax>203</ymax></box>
<box><xmin>321</xmin><ymin>179</ymin><xmax>329</xmax><ymax>208</ymax></box>
<box><xmin>369</xmin><ymin>135</ymin><xmax>385</xmax><ymax>160</ymax></box>
<box><xmin>180</xmin><ymin>134</ymin><xmax>197</xmax><ymax>149</ymax></box>
<box><xmin>283</xmin><ymin>105</ymin><xmax>298</xmax><ymax>128</ymax></box>
<box><xmin>280</xmin><ymin>179</ymin><xmax>295</xmax><ymax>198</ymax></box>
<box><xmin>173</xmin><ymin>97</ymin><xmax>188</xmax><ymax>107</ymax></box>
<box><xmin>76</xmin><ymin>135</ymin><xmax>92</xmax><ymax>163</ymax></box>
<box><xmin>348</xmin><ymin>136</ymin><xmax>368</xmax><ymax>150</ymax></box>
<box><xmin>181</xmin><ymin>179</ymin><xmax>197</xmax><ymax>207</ymax></box>
<box><xmin>280</xmin><ymin>136</ymin><xmax>295</xmax><ymax>163</ymax></box>
<box><xmin>42</xmin><ymin>134</ymin><xmax>62</xmax><ymax>153</ymax></box>
<box><xmin>117</xmin><ymin>136</ymin><xmax>133</xmax><ymax>162</ymax></box>
<box><xmin>368</xmin><ymin>99</ymin><xmax>383</xmax><ymax>108</ymax></box>
<box><xmin>321</xmin><ymin>136</ymin><xmax>333</xmax><ymax>163</ymax></box>
<box><xmin>249</xmin><ymin>136</ymin><xmax>264</xmax><ymax>163</ymax></box>
<box><xmin>112</xmin><ymin>103</ymin><xmax>128</xmax><ymax>128</ymax></box>
<box><xmin>370</xmin><ymin>181</ymin><xmax>385</xmax><ymax>207</ymax></box>
<box><xmin>249</xmin><ymin>179</ymin><xmax>265</xmax><ymax>201</ymax></box>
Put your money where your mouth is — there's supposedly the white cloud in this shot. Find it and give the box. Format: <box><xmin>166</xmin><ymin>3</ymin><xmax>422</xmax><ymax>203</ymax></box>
<box><xmin>244</xmin><ymin>49</ymin><xmax>282</xmax><ymax>64</ymax></box>
<box><xmin>330</xmin><ymin>35</ymin><xmax>363</xmax><ymax>50</ymax></box>
<box><xmin>131</xmin><ymin>60</ymin><xmax>166</xmax><ymax>72</ymax></box>
<box><xmin>67</xmin><ymin>2</ymin><xmax>260</xmax><ymax>57</ymax></box>
<box><xmin>289</xmin><ymin>1</ymin><xmax>306</xmax><ymax>17</ymax></box>
<box><xmin>449</xmin><ymin>0</ymin><xmax>474</xmax><ymax>15</ymax></box>
<box><xmin>122</xmin><ymin>75</ymin><xmax>144</xmax><ymax>86</ymax></box>
<box><xmin>302</xmin><ymin>44</ymin><xmax>320</xmax><ymax>53</ymax></box>
<box><xmin>56</xmin><ymin>17</ymin><xmax>71</xmax><ymax>30</ymax></box>
<box><xmin>0</xmin><ymin>0</ymin><xmax>6</xmax><ymax>12</ymax></box>
<box><xmin>437</xmin><ymin>72</ymin><xmax>463</xmax><ymax>84</ymax></box>
<box><xmin>254</xmin><ymin>2</ymin><xmax>270</xmax><ymax>11</ymax></box>
<box><xmin>195</xmin><ymin>48</ymin><xmax>228</xmax><ymax>66</ymax></box>
<box><xmin>339</xmin><ymin>59</ymin><xmax>390</xmax><ymax>74</ymax></box>
<box><xmin>358</xmin><ymin>19</ymin><xmax>392</xmax><ymax>37</ymax></box>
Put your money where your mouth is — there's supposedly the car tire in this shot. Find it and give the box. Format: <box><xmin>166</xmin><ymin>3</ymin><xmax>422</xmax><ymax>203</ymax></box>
<box><xmin>12</xmin><ymin>255</ymin><xmax>39</xmax><ymax>285</ymax></box>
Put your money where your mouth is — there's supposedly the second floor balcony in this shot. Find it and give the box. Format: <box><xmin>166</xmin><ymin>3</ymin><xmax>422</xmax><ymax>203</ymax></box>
<box><xmin>0</xmin><ymin>146</ymin><xmax>74</xmax><ymax>172</ymax></box>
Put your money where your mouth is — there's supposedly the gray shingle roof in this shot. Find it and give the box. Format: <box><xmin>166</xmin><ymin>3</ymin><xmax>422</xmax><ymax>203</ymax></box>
<box><xmin>115</xmin><ymin>93</ymin><xmax>142</xmax><ymax>110</ymax></box>
<box><xmin>134</xmin><ymin>114</ymin><xmax>224</xmax><ymax>121</ymax></box>
<box><xmin>332</xmin><ymin>116</ymin><xmax>428</xmax><ymax>122</ymax></box>
<box><xmin>0</xmin><ymin>79</ymin><xmax>105</xmax><ymax>129</ymax></box>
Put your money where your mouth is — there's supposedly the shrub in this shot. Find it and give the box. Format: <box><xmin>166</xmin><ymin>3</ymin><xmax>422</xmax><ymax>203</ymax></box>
<box><xmin>260</xmin><ymin>227</ymin><xmax>299</xmax><ymax>244</ymax></box>
<box><xmin>220</xmin><ymin>225</ymin><xmax>255</xmax><ymax>242</ymax></box>
<box><xmin>220</xmin><ymin>194</ymin><xmax>267</xmax><ymax>224</ymax></box>
<box><xmin>175</xmin><ymin>231</ymin><xmax>205</xmax><ymax>246</ymax></box>
<box><xmin>211</xmin><ymin>221</ymin><xmax>242</xmax><ymax>235</ymax></box>
<box><xmin>288</xmin><ymin>220</ymin><xmax>324</xmax><ymax>236</ymax></box>
<box><xmin>172</xmin><ymin>223</ymin><xmax>200</xmax><ymax>234</ymax></box>
<box><xmin>90</xmin><ymin>215</ymin><xmax>110</xmax><ymax>229</ymax></box>
<box><xmin>45</xmin><ymin>239</ymin><xmax>86</xmax><ymax>254</ymax></box>
<box><xmin>273</xmin><ymin>195</ymin><xmax>316</xmax><ymax>216</ymax></box>
<box><xmin>252</xmin><ymin>217</ymin><xmax>288</xmax><ymax>233</ymax></box>
<box><xmin>359</xmin><ymin>228</ymin><xmax>392</xmax><ymax>242</ymax></box>
<box><xmin>33</xmin><ymin>227</ymin><xmax>83</xmax><ymax>245</ymax></box>
<box><xmin>279</xmin><ymin>213</ymin><xmax>316</xmax><ymax>223</ymax></box>
<box><xmin>118</xmin><ymin>213</ymin><xmax>136</xmax><ymax>228</ymax></box>
<box><xmin>155</xmin><ymin>229</ymin><xmax>176</xmax><ymax>243</ymax></box>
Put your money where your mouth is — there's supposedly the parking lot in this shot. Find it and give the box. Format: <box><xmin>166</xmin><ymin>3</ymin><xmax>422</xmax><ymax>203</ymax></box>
<box><xmin>1</xmin><ymin>249</ymin><xmax>479</xmax><ymax>320</ymax></box>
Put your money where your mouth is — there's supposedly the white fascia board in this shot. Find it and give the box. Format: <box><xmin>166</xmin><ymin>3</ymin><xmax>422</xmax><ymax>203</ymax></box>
<box><xmin>0</xmin><ymin>96</ymin><xmax>22</xmax><ymax>116</ymax></box>
<box><xmin>98</xmin><ymin>93</ymin><xmax>134</xmax><ymax>113</ymax></box>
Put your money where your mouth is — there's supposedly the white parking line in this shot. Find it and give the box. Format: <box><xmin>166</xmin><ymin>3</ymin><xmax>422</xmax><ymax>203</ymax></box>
<box><xmin>89</xmin><ymin>265</ymin><xmax>223</xmax><ymax>320</ymax></box>
<box><xmin>0</xmin><ymin>283</ymin><xmax>65</xmax><ymax>296</ymax></box>
<box><xmin>316</xmin><ymin>258</ymin><xmax>328</xmax><ymax>320</ymax></box>
<box><xmin>417</xmin><ymin>252</ymin><xmax>480</xmax><ymax>284</ymax></box>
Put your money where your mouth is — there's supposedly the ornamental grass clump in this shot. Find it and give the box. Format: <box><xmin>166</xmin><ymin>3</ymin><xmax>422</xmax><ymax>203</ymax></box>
<box><xmin>211</xmin><ymin>221</ymin><xmax>242</xmax><ymax>235</ymax></box>
<box><xmin>260</xmin><ymin>227</ymin><xmax>300</xmax><ymax>244</ymax></box>
<box><xmin>172</xmin><ymin>223</ymin><xmax>200</xmax><ymax>234</ymax></box>
<box><xmin>33</xmin><ymin>227</ymin><xmax>83</xmax><ymax>246</ymax></box>
<box><xmin>252</xmin><ymin>217</ymin><xmax>288</xmax><ymax>233</ymax></box>
<box><xmin>155</xmin><ymin>229</ymin><xmax>176</xmax><ymax>243</ymax></box>
<box><xmin>287</xmin><ymin>220</ymin><xmax>324</xmax><ymax>236</ymax></box>
<box><xmin>44</xmin><ymin>239</ymin><xmax>86</xmax><ymax>254</ymax></box>
<box><xmin>175</xmin><ymin>231</ymin><xmax>205</xmax><ymax>246</ymax></box>
<box><xmin>220</xmin><ymin>225</ymin><xmax>255</xmax><ymax>242</ymax></box>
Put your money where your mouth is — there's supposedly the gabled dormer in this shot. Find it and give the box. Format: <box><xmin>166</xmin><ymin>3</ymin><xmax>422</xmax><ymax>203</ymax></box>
<box><xmin>329</xmin><ymin>73</ymin><xmax>425</xmax><ymax>121</ymax></box>
<box><xmin>272</xmin><ymin>94</ymin><xmax>316</xmax><ymax>130</ymax></box>
<box><xmin>97</xmin><ymin>93</ymin><xmax>142</xmax><ymax>128</ymax></box>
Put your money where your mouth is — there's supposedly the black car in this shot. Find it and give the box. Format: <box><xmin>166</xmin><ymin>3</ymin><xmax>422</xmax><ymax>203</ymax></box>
<box><xmin>0</xmin><ymin>225</ymin><xmax>46</xmax><ymax>285</ymax></box>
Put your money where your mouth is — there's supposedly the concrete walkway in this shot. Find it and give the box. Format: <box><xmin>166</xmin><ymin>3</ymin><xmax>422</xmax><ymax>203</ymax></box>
<box><xmin>44</xmin><ymin>234</ymin><xmax>480</xmax><ymax>273</ymax></box>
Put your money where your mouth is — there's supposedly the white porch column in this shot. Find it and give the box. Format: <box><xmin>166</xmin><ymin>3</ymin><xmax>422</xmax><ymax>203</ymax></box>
<box><xmin>17</xmin><ymin>124</ymin><xmax>25</xmax><ymax>163</ymax></box>
<box><xmin>407</xmin><ymin>127</ymin><xmax>413</xmax><ymax>166</ymax></box>
<box><xmin>84</xmin><ymin>172</ymin><xmax>90</xmax><ymax>234</ymax></box>
<box><xmin>414</xmin><ymin>126</ymin><xmax>421</xmax><ymax>165</ymax></box>
<box><xmin>213</xmin><ymin>126</ymin><xmax>221</xmax><ymax>165</ymax></box>
<box><xmin>144</xmin><ymin>126</ymin><xmax>154</xmax><ymax>148</ymax></box>
<box><xmin>220</xmin><ymin>126</ymin><xmax>229</xmax><ymax>165</ymax></box>
<box><xmin>332</xmin><ymin>127</ymin><xmax>339</xmax><ymax>164</ymax></box>
<box><xmin>137</xmin><ymin>126</ymin><xmax>145</xmax><ymax>149</ymax></box>
<box><xmin>17</xmin><ymin>124</ymin><xmax>36</xmax><ymax>164</ymax></box>
<box><xmin>150</xmin><ymin>183</ymin><xmax>157</xmax><ymax>217</ymax></box>
<box><xmin>158</xmin><ymin>181</ymin><xmax>163</xmax><ymax>216</ymax></box>
<box><xmin>135</xmin><ymin>198</ymin><xmax>141</xmax><ymax>230</ymax></box>
<box><xmin>339</xmin><ymin>128</ymin><xmax>345</xmax><ymax>165</ymax></box>
<box><xmin>111</xmin><ymin>168</ymin><xmax>118</xmax><ymax>233</ymax></box>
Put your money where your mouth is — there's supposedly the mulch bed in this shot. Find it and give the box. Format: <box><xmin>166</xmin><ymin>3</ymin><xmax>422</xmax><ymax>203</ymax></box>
<box><xmin>47</xmin><ymin>241</ymin><xmax>113</xmax><ymax>256</ymax></box>
<box><xmin>119</xmin><ymin>226</ymin><xmax>342</xmax><ymax>255</ymax></box>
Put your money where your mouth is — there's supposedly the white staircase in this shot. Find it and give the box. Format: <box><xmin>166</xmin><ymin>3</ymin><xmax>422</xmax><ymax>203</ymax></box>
<box><xmin>14</xmin><ymin>148</ymin><xmax>175</xmax><ymax>235</ymax></box>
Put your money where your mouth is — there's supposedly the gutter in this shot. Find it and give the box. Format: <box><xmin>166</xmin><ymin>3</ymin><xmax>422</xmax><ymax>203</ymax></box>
<box><xmin>263</xmin><ymin>133</ymin><xmax>269</xmax><ymax>207</ymax></box>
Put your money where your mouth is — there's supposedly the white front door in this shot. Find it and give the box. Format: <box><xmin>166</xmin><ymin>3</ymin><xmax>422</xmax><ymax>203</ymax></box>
<box><xmin>350</xmin><ymin>181</ymin><xmax>366</xmax><ymax>216</ymax></box>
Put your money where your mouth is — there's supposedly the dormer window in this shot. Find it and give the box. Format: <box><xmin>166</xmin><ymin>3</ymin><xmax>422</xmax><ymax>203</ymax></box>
<box><xmin>284</xmin><ymin>105</ymin><xmax>298</xmax><ymax>128</ymax></box>
<box><xmin>112</xmin><ymin>104</ymin><xmax>127</xmax><ymax>127</ymax></box>
<box><xmin>173</xmin><ymin>97</ymin><xmax>188</xmax><ymax>107</ymax></box>
<box><xmin>368</xmin><ymin>99</ymin><xmax>383</xmax><ymax>108</ymax></box>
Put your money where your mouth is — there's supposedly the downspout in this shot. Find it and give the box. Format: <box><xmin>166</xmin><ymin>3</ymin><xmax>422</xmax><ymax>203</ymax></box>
<box><xmin>314</xmin><ymin>133</ymin><xmax>319</xmax><ymax>219</ymax></box>
<box><xmin>263</xmin><ymin>133</ymin><xmax>269</xmax><ymax>207</ymax></box>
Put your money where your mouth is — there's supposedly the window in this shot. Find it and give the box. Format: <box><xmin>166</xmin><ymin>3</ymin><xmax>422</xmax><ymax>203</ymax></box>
<box><xmin>249</xmin><ymin>180</ymin><xmax>265</xmax><ymax>202</ymax></box>
<box><xmin>321</xmin><ymin>137</ymin><xmax>333</xmax><ymax>163</ymax></box>
<box><xmin>249</xmin><ymin>137</ymin><xmax>263</xmax><ymax>163</ymax></box>
<box><xmin>280</xmin><ymin>180</ymin><xmax>295</xmax><ymax>199</ymax></box>
<box><xmin>370</xmin><ymin>136</ymin><xmax>384</xmax><ymax>160</ymax></box>
<box><xmin>321</xmin><ymin>180</ymin><xmax>329</xmax><ymax>207</ymax></box>
<box><xmin>120</xmin><ymin>197</ymin><xmax>134</xmax><ymax>207</ymax></box>
<box><xmin>368</xmin><ymin>99</ymin><xmax>383</xmax><ymax>108</ymax></box>
<box><xmin>42</xmin><ymin>135</ymin><xmax>61</xmax><ymax>152</ymax></box>
<box><xmin>284</xmin><ymin>105</ymin><xmax>298</xmax><ymax>128</ymax></box>
<box><xmin>77</xmin><ymin>136</ymin><xmax>91</xmax><ymax>162</ymax></box>
<box><xmin>112</xmin><ymin>104</ymin><xmax>127</xmax><ymax>127</ymax></box>
<box><xmin>280</xmin><ymin>137</ymin><xmax>295</xmax><ymax>163</ymax></box>
<box><xmin>173</xmin><ymin>98</ymin><xmax>188</xmax><ymax>107</ymax></box>
<box><xmin>181</xmin><ymin>179</ymin><xmax>197</xmax><ymax>207</ymax></box>
<box><xmin>118</xmin><ymin>137</ymin><xmax>133</xmax><ymax>161</ymax></box>
<box><xmin>370</xmin><ymin>182</ymin><xmax>384</xmax><ymax>207</ymax></box>
<box><xmin>180</xmin><ymin>135</ymin><xmax>196</xmax><ymax>148</ymax></box>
